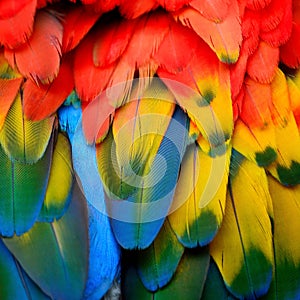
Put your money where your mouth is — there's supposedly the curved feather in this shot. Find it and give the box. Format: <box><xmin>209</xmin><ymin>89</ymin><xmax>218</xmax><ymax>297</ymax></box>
<box><xmin>0</xmin><ymin>94</ymin><xmax>55</xmax><ymax>163</ymax></box>
<box><xmin>0</xmin><ymin>0</ymin><xmax>36</xmax><ymax>49</ymax></box>
<box><xmin>0</xmin><ymin>239</ymin><xmax>50</xmax><ymax>299</ymax></box>
<box><xmin>38</xmin><ymin>133</ymin><xmax>73</xmax><ymax>222</ymax></box>
<box><xmin>71</xmin><ymin>119</ymin><xmax>121</xmax><ymax>299</ymax></box>
<box><xmin>0</xmin><ymin>134</ymin><xmax>53</xmax><ymax>237</ymax></box>
<box><xmin>23</xmin><ymin>57</ymin><xmax>74</xmax><ymax>121</ymax></box>
<box><xmin>135</xmin><ymin>219</ymin><xmax>184</xmax><ymax>291</ymax></box>
<box><xmin>175</xmin><ymin>0</ymin><xmax>242</xmax><ymax>63</ymax></box>
<box><xmin>122</xmin><ymin>248</ymin><xmax>210</xmax><ymax>299</ymax></box>
<box><xmin>3</xmin><ymin>181</ymin><xmax>89</xmax><ymax>300</ymax></box>
<box><xmin>210</xmin><ymin>151</ymin><xmax>273</xmax><ymax>299</ymax></box>
<box><xmin>0</xmin><ymin>78</ymin><xmax>23</xmax><ymax>131</ymax></box>
<box><xmin>263</xmin><ymin>176</ymin><xmax>300</xmax><ymax>299</ymax></box>
<box><xmin>96</xmin><ymin>106</ymin><xmax>188</xmax><ymax>249</ymax></box>
<box><xmin>168</xmin><ymin>143</ymin><xmax>230</xmax><ymax>247</ymax></box>
<box><xmin>4</xmin><ymin>10</ymin><xmax>63</xmax><ymax>84</ymax></box>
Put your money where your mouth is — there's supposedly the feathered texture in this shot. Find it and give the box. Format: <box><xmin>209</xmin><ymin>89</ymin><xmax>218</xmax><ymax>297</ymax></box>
<box><xmin>2</xmin><ymin>180</ymin><xmax>89</xmax><ymax>300</ymax></box>
<box><xmin>1</xmin><ymin>0</ymin><xmax>300</xmax><ymax>299</ymax></box>
<box><xmin>0</xmin><ymin>133</ymin><xmax>53</xmax><ymax>236</ymax></box>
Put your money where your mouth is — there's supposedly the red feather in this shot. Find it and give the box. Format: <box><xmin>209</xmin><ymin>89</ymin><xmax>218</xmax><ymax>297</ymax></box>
<box><xmin>74</xmin><ymin>30</ymin><xmax>114</xmax><ymax>102</ymax></box>
<box><xmin>280</xmin><ymin>23</ymin><xmax>300</xmax><ymax>68</ymax></box>
<box><xmin>189</xmin><ymin>0</ymin><xmax>231</xmax><ymax>22</ymax></box>
<box><xmin>62</xmin><ymin>6</ymin><xmax>101</xmax><ymax>53</ymax></box>
<box><xmin>246</xmin><ymin>0</ymin><xmax>271</xmax><ymax>10</ymax></box>
<box><xmin>156</xmin><ymin>0</ymin><xmax>191</xmax><ymax>11</ymax></box>
<box><xmin>154</xmin><ymin>20</ymin><xmax>200</xmax><ymax>74</ymax></box>
<box><xmin>247</xmin><ymin>41</ymin><xmax>279</xmax><ymax>84</ymax></box>
<box><xmin>121</xmin><ymin>11</ymin><xmax>171</xmax><ymax>68</ymax></box>
<box><xmin>118</xmin><ymin>0</ymin><xmax>158</xmax><ymax>19</ymax></box>
<box><xmin>23</xmin><ymin>57</ymin><xmax>74</xmax><ymax>121</ymax></box>
<box><xmin>240</xmin><ymin>77</ymin><xmax>273</xmax><ymax>128</ymax></box>
<box><xmin>4</xmin><ymin>10</ymin><xmax>63</xmax><ymax>84</ymax></box>
<box><xmin>0</xmin><ymin>0</ymin><xmax>37</xmax><ymax>49</ymax></box>
<box><xmin>0</xmin><ymin>78</ymin><xmax>23</xmax><ymax>129</ymax></box>
<box><xmin>175</xmin><ymin>0</ymin><xmax>242</xmax><ymax>63</ymax></box>
<box><xmin>93</xmin><ymin>18</ymin><xmax>137</xmax><ymax>67</ymax></box>
<box><xmin>259</xmin><ymin>0</ymin><xmax>292</xmax><ymax>47</ymax></box>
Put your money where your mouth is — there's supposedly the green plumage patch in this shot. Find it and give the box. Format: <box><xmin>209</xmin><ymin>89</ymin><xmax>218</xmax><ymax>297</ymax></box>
<box><xmin>228</xmin><ymin>248</ymin><xmax>272</xmax><ymax>299</ymax></box>
<box><xmin>255</xmin><ymin>147</ymin><xmax>277</xmax><ymax>167</ymax></box>
<box><xmin>277</xmin><ymin>160</ymin><xmax>300</xmax><ymax>186</ymax></box>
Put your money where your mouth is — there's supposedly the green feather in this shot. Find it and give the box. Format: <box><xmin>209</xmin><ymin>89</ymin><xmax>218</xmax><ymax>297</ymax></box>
<box><xmin>3</xmin><ymin>181</ymin><xmax>89</xmax><ymax>300</ymax></box>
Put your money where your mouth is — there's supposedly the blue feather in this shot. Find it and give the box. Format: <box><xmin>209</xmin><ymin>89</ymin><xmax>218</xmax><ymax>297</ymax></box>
<box><xmin>71</xmin><ymin>118</ymin><xmax>121</xmax><ymax>299</ymax></box>
<box><xmin>109</xmin><ymin>106</ymin><xmax>189</xmax><ymax>249</ymax></box>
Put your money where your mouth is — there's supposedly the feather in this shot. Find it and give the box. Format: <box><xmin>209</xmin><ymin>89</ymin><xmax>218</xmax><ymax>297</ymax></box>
<box><xmin>73</xmin><ymin>29</ymin><xmax>115</xmax><ymax>102</ymax></box>
<box><xmin>232</xmin><ymin>119</ymin><xmax>277</xmax><ymax>167</ymax></box>
<box><xmin>23</xmin><ymin>56</ymin><xmax>74</xmax><ymax>121</ymax></box>
<box><xmin>0</xmin><ymin>239</ymin><xmax>50</xmax><ymax>299</ymax></box>
<box><xmin>246</xmin><ymin>41</ymin><xmax>279</xmax><ymax>84</ymax></box>
<box><xmin>280</xmin><ymin>22</ymin><xmax>300</xmax><ymax>68</ymax></box>
<box><xmin>246</xmin><ymin>0</ymin><xmax>271</xmax><ymax>10</ymax></box>
<box><xmin>159</xmin><ymin>47</ymin><xmax>233</xmax><ymax>156</ymax></box>
<box><xmin>153</xmin><ymin>20</ymin><xmax>200</xmax><ymax>74</ymax></box>
<box><xmin>71</xmin><ymin>120</ymin><xmax>121</xmax><ymax>299</ymax></box>
<box><xmin>0</xmin><ymin>78</ymin><xmax>23</xmax><ymax>131</ymax></box>
<box><xmin>135</xmin><ymin>219</ymin><xmax>184</xmax><ymax>291</ymax></box>
<box><xmin>0</xmin><ymin>0</ymin><xmax>36</xmax><ymax>49</ymax></box>
<box><xmin>264</xmin><ymin>176</ymin><xmax>300</xmax><ymax>299</ymax></box>
<box><xmin>240</xmin><ymin>76</ymin><xmax>272</xmax><ymax>128</ymax></box>
<box><xmin>61</xmin><ymin>6</ymin><xmax>101</xmax><ymax>53</ymax></box>
<box><xmin>189</xmin><ymin>0</ymin><xmax>231</xmax><ymax>22</ymax></box>
<box><xmin>168</xmin><ymin>143</ymin><xmax>230</xmax><ymax>247</ymax></box>
<box><xmin>175</xmin><ymin>0</ymin><xmax>242</xmax><ymax>63</ymax></box>
<box><xmin>38</xmin><ymin>133</ymin><xmax>73</xmax><ymax>222</ymax></box>
<box><xmin>93</xmin><ymin>18</ymin><xmax>136</xmax><ymax>68</ymax></box>
<box><xmin>0</xmin><ymin>133</ymin><xmax>53</xmax><ymax>237</ymax></box>
<box><xmin>259</xmin><ymin>0</ymin><xmax>292</xmax><ymax>47</ymax></box>
<box><xmin>3</xmin><ymin>180</ymin><xmax>89</xmax><ymax>300</ymax></box>
<box><xmin>96</xmin><ymin>105</ymin><xmax>188</xmax><ymax>249</ymax></box>
<box><xmin>210</xmin><ymin>151</ymin><xmax>273</xmax><ymax>299</ymax></box>
<box><xmin>0</xmin><ymin>94</ymin><xmax>55</xmax><ymax>163</ymax></box>
<box><xmin>4</xmin><ymin>10</ymin><xmax>63</xmax><ymax>84</ymax></box>
<box><xmin>83</xmin><ymin>203</ymin><xmax>121</xmax><ymax>300</ymax></box>
<box><xmin>267</xmin><ymin>69</ymin><xmax>300</xmax><ymax>185</ymax></box>
<box><xmin>122</xmin><ymin>248</ymin><xmax>210</xmax><ymax>299</ymax></box>
<box><xmin>202</xmin><ymin>260</ymin><xmax>238</xmax><ymax>299</ymax></box>
<box><xmin>121</xmin><ymin>11</ymin><xmax>171</xmax><ymax>69</ymax></box>
<box><xmin>156</xmin><ymin>0</ymin><xmax>191</xmax><ymax>11</ymax></box>
<box><xmin>118</xmin><ymin>0</ymin><xmax>158</xmax><ymax>19</ymax></box>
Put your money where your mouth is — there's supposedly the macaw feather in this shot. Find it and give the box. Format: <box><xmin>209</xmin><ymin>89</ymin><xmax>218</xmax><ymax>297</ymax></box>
<box><xmin>210</xmin><ymin>151</ymin><xmax>273</xmax><ymax>299</ymax></box>
<box><xmin>0</xmin><ymin>0</ymin><xmax>36</xmax><ymax>49</ymax></box>
<box><xmin>0</xmin><ymin>93</ymin><xmax>55</xmax><ymax>163</ymax></box>
<box><xmin>23</xmin><ymin>57</ymin><xmax>74</xmax><ymax>121</ymax></box>
<box><xmin>0</xmin><ymin>238</ymin><xmax>50</xmax><ymax>299</ymax></box>
<box><xmin>265</xmin><ymin>176</ymin><xmax>300</xmax><ymax>299</ymax></box>
<box><xmin>0</xmin><ymin>133</ymin><xmax>53</xmax><ymax>237</ymax></box>
<box><xmin>135</xmin><ymin>219</ymin><xmax>184</xmax><ymax>291</ymax></box>
<box><xmin>4</xmin><ymin>10</ymin><xmax>63</xmax><ymax>84</ymax></box>
<box><xmin>3</xmin><ymin>181</ymin><xmax>89</xmax><ymax>300</ymax></box>
<box><xmin>96</xmin><ymin>106</ymin><xmax>188</xmax><ymax>249</ymax></box>
<box><xmin>38</xmin><ymin>133</ymin><xmax>73</xmax><ymax>222</ymax></box>
<box><xmin>168</xmin><ymin>143</ymin><xmax>230</xmax><ymax>247</ymax></box>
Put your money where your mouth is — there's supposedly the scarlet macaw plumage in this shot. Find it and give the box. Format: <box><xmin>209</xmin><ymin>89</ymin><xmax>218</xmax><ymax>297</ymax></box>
<box><xmin>0</xmin><ymin>0</ymin><xmax>300</xmax><ymax>299</ymax></box>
